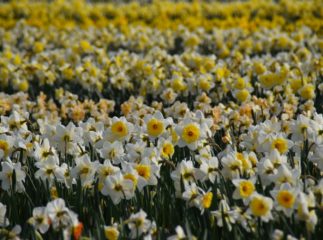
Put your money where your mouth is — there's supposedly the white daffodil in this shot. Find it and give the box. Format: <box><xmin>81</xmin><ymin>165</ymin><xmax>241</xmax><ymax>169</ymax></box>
<box><xmin>270</xmin><ymin>183</ymin><xmax>299</xmax><ymax>217</ymax></box>
<box><xmin>127</xmin><ymin>209</ymin><xmax>151</xmax><ymax>239</ymax></box>
<box><xmin>71</xmin><ymin>154</ymin><xmax>99</xmax><ymax>187</ymax></box>
<box><xmin>0</xmin><ymin>159</ymin><xmax>26</xmax><ymax>192</ymax></box>
<box><xmin>211</xmin><ymin>199</ymin><xmax>238</xmax><ymax>231</ymax></box>
<box><xmin>182</xmin><ymin>182</ymin><xmax>201</xmax><ymax>207</ymax></box>
<box><xmin>171</xmin><ymin>160</ymin><xmax>205</xmax><ymax>195</ymax></box>
<box><xmin>232</xmin><ymin>178</ymin><xmax>256</xmax><ymax>202</ymax></box>
<box><xmin>290</xmin><ymin>114</ymin><xmax>316</xmax><ymax>142</ymax></box>
<box><xmin>158</xmin><ymin>137</ymin><xmax>175</xmax><ymax>160</ymax></box>
<box><xmin>143</xmin><ymin>111</ymin><xmax>172</xmax><ymax>139</ymax></box>
<box><xmin>33</xmin><ymin>138</ymin><xmax>58</xmax><ymax>163</ymax></box>
<box><xmin>103</xmin><ymin>117</ymin><xmax>133</xmax><ymax>142</ymax></box>
<box><xmin>28</xmin><ymin>207</ymin><xmax>50</xmax><ymax>234</ymax></box>
<box><xmin>46</xmin><ymin>198</ymin><xmax>73</xmax><ymax>230</ymax></box>
<box><xmin>101</xmin><ymin>172</ymin><xmax>134</xmax><ymax>204</ymax></box>
<box><xmin>97</xmin><ymin>160</ymin><xmax>120</xmax><ymax>190</ymax></box>
<box><xmin>1</xmin><ymin>110</ymin><xmax>28</xmax><ymax>132</ymax></box>
<box><xmin>248</xmin><ymin>193</ymin><xmax>273</xmax><ymax>222</ymax></box>
<box><xmin>80</xmin><ymin>117</ymin><xmax>104</xmax><ymax>145</ymax></box>
<box><xmin>125</xmin><ymin>140</ymin><xmax>146</xmax><ymax>163</ymax></box>
<box><xmin>257</xmin><ymin>158</ymin><xmax>277</xmax><ymax>186</ymax></box>
<box><xmin>295</xmin><ymin>192</ymin><xmax>318</xmax><ymax>232</ymax></box>
<box><xmin>134</xmin><ymin>158</ymin><xmax>159</xmax><ymax>188</ymax></box>
<box><xmin>263</xmin><ymin>149</ymin><xmax>287</xmax><ymax>169</ymax></box>
<box><xmin>55</xmin><ymin>163</ymin><xmax>74</xmax><ymax>188</ymax></box>
<box><xmin>167</xmin><ymin>226</ymin><xmax>186</xmax><ymax>240</ymax></box>
<box><xmin>0</xmin><ymin>134</ymin><xmax>15</xmax><ymax>160</ymax></box>
<box><xmin>195</xmin><ymin>146</ymin><xmax>213</xmax><ymax>163</ymax></box>
<box><xmin>53</xmin><ymin>122</ymin><xmax>83</xmax><ymax>155</ymax></box>
<box><xmin>35</xmin><ymin>155</ymin><xmax>60</xmax><ymax>185</ymax></box>
<box><xmin>0</xmin><ymin>202</ymin><xmax>9</xmax><ymax>227</ymax></box>
<box><xmin>4</xmin><ymin>225</ymin><xmax>21</xmax><ymax>240</ymax></box>
<box><xmin>274</xmin><ymin>164</ymin><xmax>300</xmax><ymax>187</ymax></box>
<box><xmin>121</xmin><ymin>162</ymin><xmax>143</xmax><ymax>191</ymax></box>
<box><xmin>199</xmin><ymin>157</ymin><xmax>219</xmax><ymax>183</ymax></box>
<box><xmin>99</xmin><ymin>141</ymin><xmax>125</xmax><ymax>164</ymax></box>
<box><xmin>104</xmin><ymin>223</ymin><xmax>120</xmax><ymax>240</ymax></box>
<box><xmin>175</xmin><ymin>118</ymin><xmax>204</xmax><ymax>151</ymax></box>
<box><xmin>309</xmin><ymin>144</ymin><xmax>323</xmax><ymax>171</ymax></box>
<box><xmin>221</xmin><ymin>152</ymin><xmax>243</xmax><ymax>180</ymax></box>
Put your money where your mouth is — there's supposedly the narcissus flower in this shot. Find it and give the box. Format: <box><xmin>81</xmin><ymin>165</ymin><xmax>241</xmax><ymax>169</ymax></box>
<box><xmin>248</xmin><ymin>194</ymin><xmax>273</xmax><ymax>222</ymax></box>
<box><xmin>101</xmin><ymin>172</ymin><xmax>134</xmax><ymax>204</ymax></box>
<box><xmin>158</xmin><ymin>138</ymin><xmax>175</xmax><ymax>159</ymax></box>
<box><xmin>176</xmin><ymin>117</ymin><xmax>208</xmax><ymax>150</ymax></box>
<box><xmin>167</xmin><ymin>226</ymin><xmax>187</xmax><ymax>240</ymax></box>
<box><xmin>28</xmin><ymin>207</ymin><xmax>50</xmax><ymax>234</ymax></box>
<box><xmin>299</xmin><ymin>84</ymin><xmax>315</xmax><ymax>100</ymax></box>
<box><xmin>232</xmin><ymin>178</ymin><xmax>256</xmax><ymax>201</ymax></box>
<box><xmin>0</xmin><ymin>159</ymin><xmax>26</xmax><ymax>192</ymax></box>
<box><xmin>104</xmin><ymin>117</ymin><xmax>134</xmax><ymax>142</ymax></box>
<box><xmin>71</xmin><ymin>154</ymin><xmax>99</xmax><ymax>187</ymax></box>
<box><xmin>127</xmin><ymin>209</ymin><xmax>152</xmax><ymax>239</ymax></box>
<box><xmin>0</xmin><ymin>202</ymin><xmax>9</xmax><ymax>227</ymax></box>
<box><xmin>211</xmin><ymin>199</ymin><xmax>238</xmax><ymax>231</ymax></box>
<box><xmin>104</xmin><ymin>224</ymin><xmax>119</xmax><ymax>240</ymax></box>
<box><xmin>270</xmin><ymin>183</ymin><xmax>298</xmax><ymax>217</ymax></box>
<box><xmin>144</xmin><ymin>111</ymin><xmax>172</xmax><ymax>139</ymax></box>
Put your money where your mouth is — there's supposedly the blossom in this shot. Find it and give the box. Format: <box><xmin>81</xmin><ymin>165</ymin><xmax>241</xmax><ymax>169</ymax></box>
<box><xmin>175</xmin><ymin>116</ymin><xmax>209</xmax><ymax>150</ymax></box>
<box><xmin>143</xmin><ymin>111</ymin><xmax>172</xmax><ymax>139</ymax></box>
<box><xmin>27</xmin><ymin>207</ymin><xmax>50</xmax><ymax>234</ymax></box>
<box><xmin>211</xmin><ymin>199</ymin><xmax>238</xmax><ymax>231</ymax></box>
<box><xmin>0</xmin><ymin>159</ymin><xmax>26</xmax><ymax>192</ymax></box>
<box><xmin>46</xmin><ymin>198</ymin><xmax>74</xmax><ymax>230</ymax></box>
<box><xmin>127</xmin><ymin>209</ymin><xmax>151</xmax><ymax>239</ymax></box>
<box><xmin>35</xmin><ymin>155</ymin><xmax>60</xmax><ymax>185</ymax></box>
<box><xmin>248</xmin><ymin>194</ymin><xmax>273</xmax><ymax>222</ymax></box>
<box><xmin>167</xmin><ymin>226</ymin><xmax>186</xmax><ymax>240</ymax></box>
<box><xmin>101</xmin><ymin>172</ymin><xmax>134</xmax><ymax>204</ymax></box>
<box><xmin>270</xmin><ymin>183</ymin><xmax>298</xmax><ymax>217</ymax></box>
<box><xmin>104</xmin><ymin>117</ymin><xmax>134</xmax><ymax>142</ymax></box>
<box><xmin>33</xmin><ymin>138</ymin><xmax>58</xmax><ymax>162</ymax></box>
<box><xmin>232</xmin><ymin>178</ymin><xmax>256</xmax><ymax>202</ymax></box>
<box><xmin>99</xmin><ymin>141</ymin><xmax>125</xmax><ymax>164</ymax></box>
<box><xmin>71</xmin><ymin>154</ymin><xmax>99</xmax><ymax>187</ymax></box>
<box><xmin>0</xmin><ymin>202</ymin><xmax>9</xmax><ymax>227</ymax></box>
<box><xmin>104</xmin><ymin>224</ymin><xmax>120</xmax><ymax>240</ymax></box>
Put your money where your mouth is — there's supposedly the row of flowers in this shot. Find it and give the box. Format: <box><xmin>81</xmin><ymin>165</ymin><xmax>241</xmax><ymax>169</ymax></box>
<box><xmin>0</xmin><ymin>94</ymin><xmax>322</xmax><ymax>239</ymax></box>
<box><xmin>0</xmin><ymin>23</ymin><xmax>322</xmax><ymax>106</ymax></box>
<box><xmin>0</xmin><ymin>0</ymin><xmax>321</xmax><ymax>31</ymax></box>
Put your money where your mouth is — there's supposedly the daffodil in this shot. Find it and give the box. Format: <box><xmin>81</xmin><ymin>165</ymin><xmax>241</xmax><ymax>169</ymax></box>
<box><xmin>35</xmin><ymin>155</ymin><xmax>60</xmax><ymax>186</ymax></box>
<box><xmin>104</xmin><ymin>117</ymin><xmax>134</xmax><ymax>142</ymax></box>
<box><xmin>176</xmin><ymin>119</ymin><xmax>203</xmax><ymax>150</ymax></box>
<box><xmin>211</xmin><ymin>199</ymin><xmax>238</xmax><ymax>231</ymax></box>
<box><xmin>71</xmin><ymin>154</ymin><xmax>99</xmax><ymax>187</ymax></box>
<box><xmin>127</xmin><ymin>209</ymin><xmax>152</xmax><ymax>239</ymax></box>
<box><xmin>28</xmin><ymin>207</ymin><xmax>50</xmax><ymax>234</ymax></box>
<box><xmin>158</xmin><ymin>138</ymin><xmax>175</xmax><ymax>160</ymax></box>
<box><xmin>270</xmin><ymin>183</ymin><xmax>298</xmax><ymax>217</ymax></box>
<box><xmin>99</xmin><ymin>141</ymin><xmax>125</xmax><ymax>164</ymax></box>
<box><xmin>104</xmin><ymin>224</ymin><xmax>120</xmax><ymax>240</ymax></box>
<box><xmin>101</xmin><ymin>172</ymin><xmax>134</xmax><ymax>205</ymax></box>
<box><xmin>232</xmin><ymin>178</ymin><xmax>256</xmax><ymax>202</ymax></box>
<box><xmin>0</xmin><ymin>159</ymin><xmax>26</xmax><ymax>192</ymax></box>
<box><xmin>0</xmin><ymin>202</ymin><xmax>9</xmax><ymax>227</ymax></box>
<box><xmin>143</xmin><ymin>111</ymin><xmax>172</xmax><ymax>139</ymax></box>
<box><xmin>248</xmin><ymin>194</ymin><xmax>273</xmax><ymax>222</ymax></box>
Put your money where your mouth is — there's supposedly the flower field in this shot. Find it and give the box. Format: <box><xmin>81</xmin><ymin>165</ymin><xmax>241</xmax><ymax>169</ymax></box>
<box><xmin>0</xmin><ymin>0</ymin><xmax>322</xmax><ymax>239</ymax></box>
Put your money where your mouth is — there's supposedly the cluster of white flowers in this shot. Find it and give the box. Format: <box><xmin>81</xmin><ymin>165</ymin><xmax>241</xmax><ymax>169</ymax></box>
<box><xmin>0</xmin><ymin>0</ymin><xmax>321</xmax><ymax>239</ymax></box>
